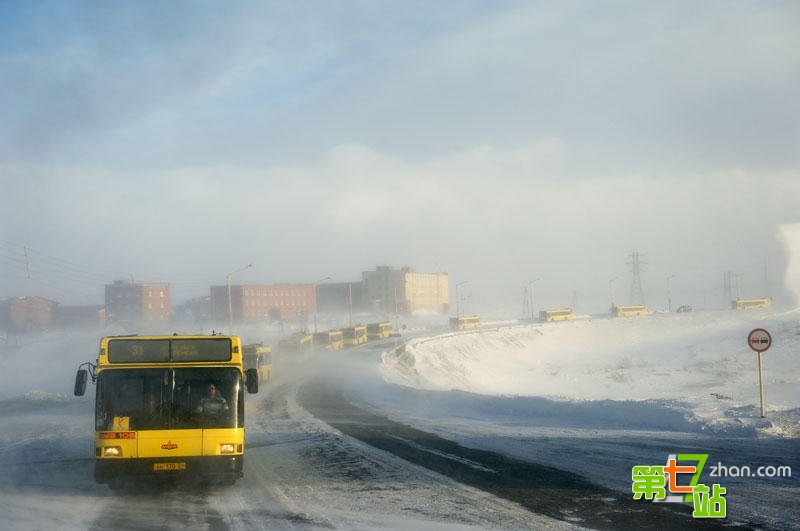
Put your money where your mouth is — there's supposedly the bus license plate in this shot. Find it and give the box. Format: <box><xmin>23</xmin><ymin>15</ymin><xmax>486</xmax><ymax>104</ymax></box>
<box><xmin>153</xmin><ymin>462</ymin><xmax>186</xmax><ymax>471</ymax></box>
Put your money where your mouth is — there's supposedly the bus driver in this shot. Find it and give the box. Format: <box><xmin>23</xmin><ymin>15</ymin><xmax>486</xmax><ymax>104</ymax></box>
<box><xmin>196</xmin><ymin>383</ymin><xmax>229</xmax><ymax>416</ymax></box>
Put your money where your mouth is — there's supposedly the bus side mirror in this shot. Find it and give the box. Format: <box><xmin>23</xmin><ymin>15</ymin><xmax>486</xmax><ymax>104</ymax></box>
<box><xmin>74</xmin><ymin>369</ymin><xmax>88</xmax><ymax>396</ymax></box>
<box><xmin>245</xmin><ymin>369</ymin><xmax>259</xmax><ymax>394</ymax></box>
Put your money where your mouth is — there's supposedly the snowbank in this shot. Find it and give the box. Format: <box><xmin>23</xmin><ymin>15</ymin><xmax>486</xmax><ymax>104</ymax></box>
<box><xmin>381</xmin><ymin>310</ymin><xmax>800</xmax><ymax>437</ymax></box>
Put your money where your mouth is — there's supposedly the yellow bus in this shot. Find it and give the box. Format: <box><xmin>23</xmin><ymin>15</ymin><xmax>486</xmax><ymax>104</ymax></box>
<box><xmin>732</xmin><ymin>298</ymin><xmax>771</xmax><ymax>310</ymax></box>
<box><xmin>341</xmin><ymin>325</ymin><xmax>368</xmax><ymax>346</ymax></box>
<box><xmin>313</xmin><ymin>330</ymin><xmax>344</xmax><ymax>350</ymax></box>
<box><xmin>366</xmin><ymin>321</ymin><xmax>393</xmax><ymax>340</ymax></box>
<box><xmin>277</xmin><ymin>331</ymin><xmax>312</xmax><ymax>353</ymax></box>
<box><xmin>449</xmin><ymin>315</ymin><xmax>482</xmax><ymax>330</ymax></box>
<box><xmin>243</xmin><ymin>343</ymin><xmax>272</xmax><ymax>383</ymax></box>
<box><xmin>539</xmin><ymin>308</ymin><xmax>574</xmax><ymax>322</ymax></box>
<box><xmin>73</xmin><ymin>335</ymin><xmax>259</xmax><ymax>486</ymax></box>
<box><xmin>611</xmin><ymin>305</ymin><xmax>648</xmax><ymax>317</ymax></box>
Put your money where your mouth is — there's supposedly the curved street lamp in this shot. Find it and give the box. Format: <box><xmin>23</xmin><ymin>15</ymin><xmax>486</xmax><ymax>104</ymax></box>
<box><xmin>455</xmin><ymin>281</ymin><xmax>469</xmax><ymax>318</ymax></box>
<box><xmin>313</xmin><ymin>276</ymin><xmax>331</xmax><ymax>332</ymax></box>
<box><xmin>227</xmin><ymin>263</ymin><xmax>253</xmax><ymax>334</ymax></box>
<box><xmin>609</xmin><ymin>276</ymin><xmax>619</xmax><ymax>308</ymax></box>
<box><xmin>528</xmin><ymin>278</ymin><xmax>540</xmax><ymax>322</ymax></box>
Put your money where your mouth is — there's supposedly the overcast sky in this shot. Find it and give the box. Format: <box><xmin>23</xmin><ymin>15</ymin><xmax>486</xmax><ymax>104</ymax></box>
<box><xmin>1</xmin><ymin>1</ymin><xmax>798</xmax><ymax>313</ymax></box>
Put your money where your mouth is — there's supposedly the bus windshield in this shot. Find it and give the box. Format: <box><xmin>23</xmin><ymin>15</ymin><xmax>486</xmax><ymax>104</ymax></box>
<box><xmin>95</xmin><ymin>367</ymin><xmax>242</xmax><ymax>431</ymax></box>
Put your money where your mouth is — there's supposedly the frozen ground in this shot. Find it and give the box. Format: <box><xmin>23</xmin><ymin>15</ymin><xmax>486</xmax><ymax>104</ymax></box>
<box><xmin>0</xmin><ymin>307</ymin><xmax>797</xmax><ymax>528</ymax></box>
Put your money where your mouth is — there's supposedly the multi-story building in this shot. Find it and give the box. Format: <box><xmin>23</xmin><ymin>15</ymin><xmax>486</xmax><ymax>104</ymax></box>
<box><xmin>210</xmin><ymin>283</ymin><xmax>315</xmax><ymax>324</ymax></box>
<box><xmin>362</xmin><ymin>266</ymin><xmax>404</xmax><ymax>314</ymax></box>
<box><xmin>0</xmin><ymin>296</ymin><xmax>58</xmax><ymax>332</ymax></box>
<box><xmin>362</xmin><ymin>266</ymin><xmax>449</xmax><ymax>314</ymax></box>
<box><xmin>316</xmin><ymin>282</ymin><xmax>365</xmax><ymax>313</ymax></box>
<box><xmin>105</xmin><ymin>280</ymin><xmax>171</xmax><ymax>325</ymax></box>
<box><xmin>402</xmin><ymin>269</ymin><xmax>449</xmax><ymax>314</ymax></box>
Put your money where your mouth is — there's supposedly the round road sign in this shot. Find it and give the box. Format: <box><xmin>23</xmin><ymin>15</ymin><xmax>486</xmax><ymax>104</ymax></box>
<box><xmin>747</xmin><ymin>328</ymin><xmax>772</xmax><ymax>352</ymax></box>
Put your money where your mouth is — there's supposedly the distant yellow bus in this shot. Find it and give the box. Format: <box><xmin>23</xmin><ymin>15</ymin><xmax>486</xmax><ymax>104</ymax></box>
<box><xmin>243</xmin><ymin>343</ymin><xmax>272</xmax><ymax>383</ymax></box>
<box><xmin>732</xmin><ymin>298</ymin><xmax>771</xmax><ymax>310</ymax></box>
<box><xmin>449</xmin><ymin>315</ymin><xmax>482</xmax><ymax>330</ymax></box>
<box><xmin>341</xmin><ymin>325</ymin><xmax>368</xmax><ymax>346</ymax></box>
<box><xmin>278</xmin><ymin>332</ymin><xmax>312</xmax><ymax>353</ymax></box>
<box><xmin>539</xmin><ymin>308</ymin><xmax>574</xmax><ymax>322</ymax></box>
<box><xmin>313</xmin><ymin>330</ymin><xmax>344</xmax><ymax>350</ymax></box>
<box><xmin>611</xmin><ymin>305</ymin><xmax>648</xmax><ymax>317</ymax></box>
<box><xmin>366</xmin><ymin>322</ymin><xmax>393</xmax><ymax>340</ymax></box>
<box><xmin>73</xmin><ymin>335</ymin><xmax>259</xmax><ymax>486</ymax></box>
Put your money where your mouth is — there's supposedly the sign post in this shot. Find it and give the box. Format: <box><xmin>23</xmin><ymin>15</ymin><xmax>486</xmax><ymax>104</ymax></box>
<box><xmin>747</xmin><ymin>328</ymin><xmax>772</xmax><ymax>418</ymax></box>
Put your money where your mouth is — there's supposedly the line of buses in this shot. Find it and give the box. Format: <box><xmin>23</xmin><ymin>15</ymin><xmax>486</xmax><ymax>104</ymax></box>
<box><xmin>278</xmin><ymin>321</ymin><xmax>395</xmax><ymax>352</ymax></box>
<box><xmin>71</xmin><ymin>321</ymin><xmax>398</xmax><ymax>487</ymax></box>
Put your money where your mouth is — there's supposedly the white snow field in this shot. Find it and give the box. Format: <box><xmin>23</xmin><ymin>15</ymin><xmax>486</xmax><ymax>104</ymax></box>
<box><xmin>374</xmin><ymin>308</ymin><xmax>800</xmax><ymax>528</ymax></box>
<box><xmin>381</xmin><ymin>309</ymin><xmax>800</xmax><ymax>436</ymax></box>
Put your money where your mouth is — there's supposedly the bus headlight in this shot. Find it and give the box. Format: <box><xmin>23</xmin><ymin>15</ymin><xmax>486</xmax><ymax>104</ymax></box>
<box><xmin>102</xmin><ymin>446</ymin><xmax>121</xmax><ymax>457</ymax></box>
<box><xmin>220</xmin><ymin>444</ymin><xmax>235</xmax><ymax>454</ymax></box>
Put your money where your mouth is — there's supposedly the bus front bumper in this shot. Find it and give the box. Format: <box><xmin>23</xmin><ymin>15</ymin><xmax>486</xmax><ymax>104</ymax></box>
<box><xmin>95</xmin><ymin>455</ymin><xmax>243</xmax><ymax>484</ymax></box>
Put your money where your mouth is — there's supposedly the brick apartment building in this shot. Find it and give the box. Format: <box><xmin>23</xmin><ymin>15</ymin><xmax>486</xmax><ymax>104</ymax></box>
<box><xmin>105</xmin><ymin>280</ymin><xmax>171</xmax><ymax>325</ymax></box>
<box><xmin>210</xmin><ymin>283</ymin><xmax>315</xmax><ymax>323</ymax></box>
<box><xmin>0</xmin><ymin>296</ymin><xmax>58</xmax><ymax>332</ymax></box>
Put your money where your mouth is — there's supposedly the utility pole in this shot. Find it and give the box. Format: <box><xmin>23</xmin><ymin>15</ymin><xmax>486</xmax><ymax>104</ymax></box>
<box><xmin>24</xmin><ymin>246</ymin><xmax>30</xmax><ymax>279</ymax></box>
<box><xmin>609</xmin><ymin>276</ymin><xmax>619</xmax><ymax>309</ymax></box>
<box><xmin>723</xmin><ymin>271</ymin><xmax>734</xmax><ymax>306</ymax></box>
<box><xmin>522</xmin><ymin>286</ymin><xmax>530</xmax><ymax>320</ymax></box>
<box><xmin>348</xmin><ymin>283</ymin><xmax>353</xmax><ymax>327</ymax></box>
<box><xmin>667</xmin><ymin>275</ymin><xmax>675</xmax><ymax>312</ymax></box>
<box><xmin>735</xmin><ymin>273</ymin><xmax>743</xmax><ymax>300</ymax></box>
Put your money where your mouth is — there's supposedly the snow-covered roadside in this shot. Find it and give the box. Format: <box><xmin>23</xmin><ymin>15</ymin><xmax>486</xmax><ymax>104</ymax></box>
<box><xmin>381</xmin><ymin>309</ymin><xmax>800</xmax><ymax>437</ymax></box>
<box><xmin>370</xmin><ymin>308</ymin><xmax>800</xmax><ymax>528</ymax></box>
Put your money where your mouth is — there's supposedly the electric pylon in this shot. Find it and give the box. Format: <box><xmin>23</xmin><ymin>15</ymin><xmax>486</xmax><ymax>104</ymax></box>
<box><xmin>627</xmin><ymin>251</ymin><xmax>646</xmax><ymax>305</ymax></box>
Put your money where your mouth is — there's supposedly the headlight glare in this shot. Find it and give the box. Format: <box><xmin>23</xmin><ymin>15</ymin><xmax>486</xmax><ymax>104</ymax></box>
<box><xmin>103</xmin><ymin>446</ymin><xmax>121</xmax><ymax>457</ymax></box>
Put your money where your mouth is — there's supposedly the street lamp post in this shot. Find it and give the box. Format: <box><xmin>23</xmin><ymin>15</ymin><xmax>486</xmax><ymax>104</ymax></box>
<box><xmin>227</xmin><ymin>263</ymin><xmax>253</xmax><ymax>334</ymax></box>
<box><xmin>609</xmin><ymin>276</ymin><xmax>619</xmax><ymax>309</ymax></box>
<box><xmin>528</xmin><ymin>278</ymin><xmax>540</xmax><ymax>322</ymax></box>
<box><xmin>667</xmin><ymin>275</ymin><xmax>675</xmax><ymax>312</ymax></box>
<box><xmin>455</xmin><ymin>281</ymin><xmax>468</xmax><ymax>318</ymax></box>
<box><xmin>313</xmin><ymin>276</ymin><xmax>331</xmax><ymax>333</ymax></box>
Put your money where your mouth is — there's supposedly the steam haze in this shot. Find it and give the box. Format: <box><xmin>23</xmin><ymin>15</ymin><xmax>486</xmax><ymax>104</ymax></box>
<box><xmin>2</xmin><ymin>1</ymin><xmax>799</xmax><ymax>313</ymax></box>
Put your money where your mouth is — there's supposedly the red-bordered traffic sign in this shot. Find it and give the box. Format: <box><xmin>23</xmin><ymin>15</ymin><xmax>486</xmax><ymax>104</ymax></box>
<box><xmin>747</xmin><ymin>328</ymin><xmax>772</xmax><ymax>352</ymax></box>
